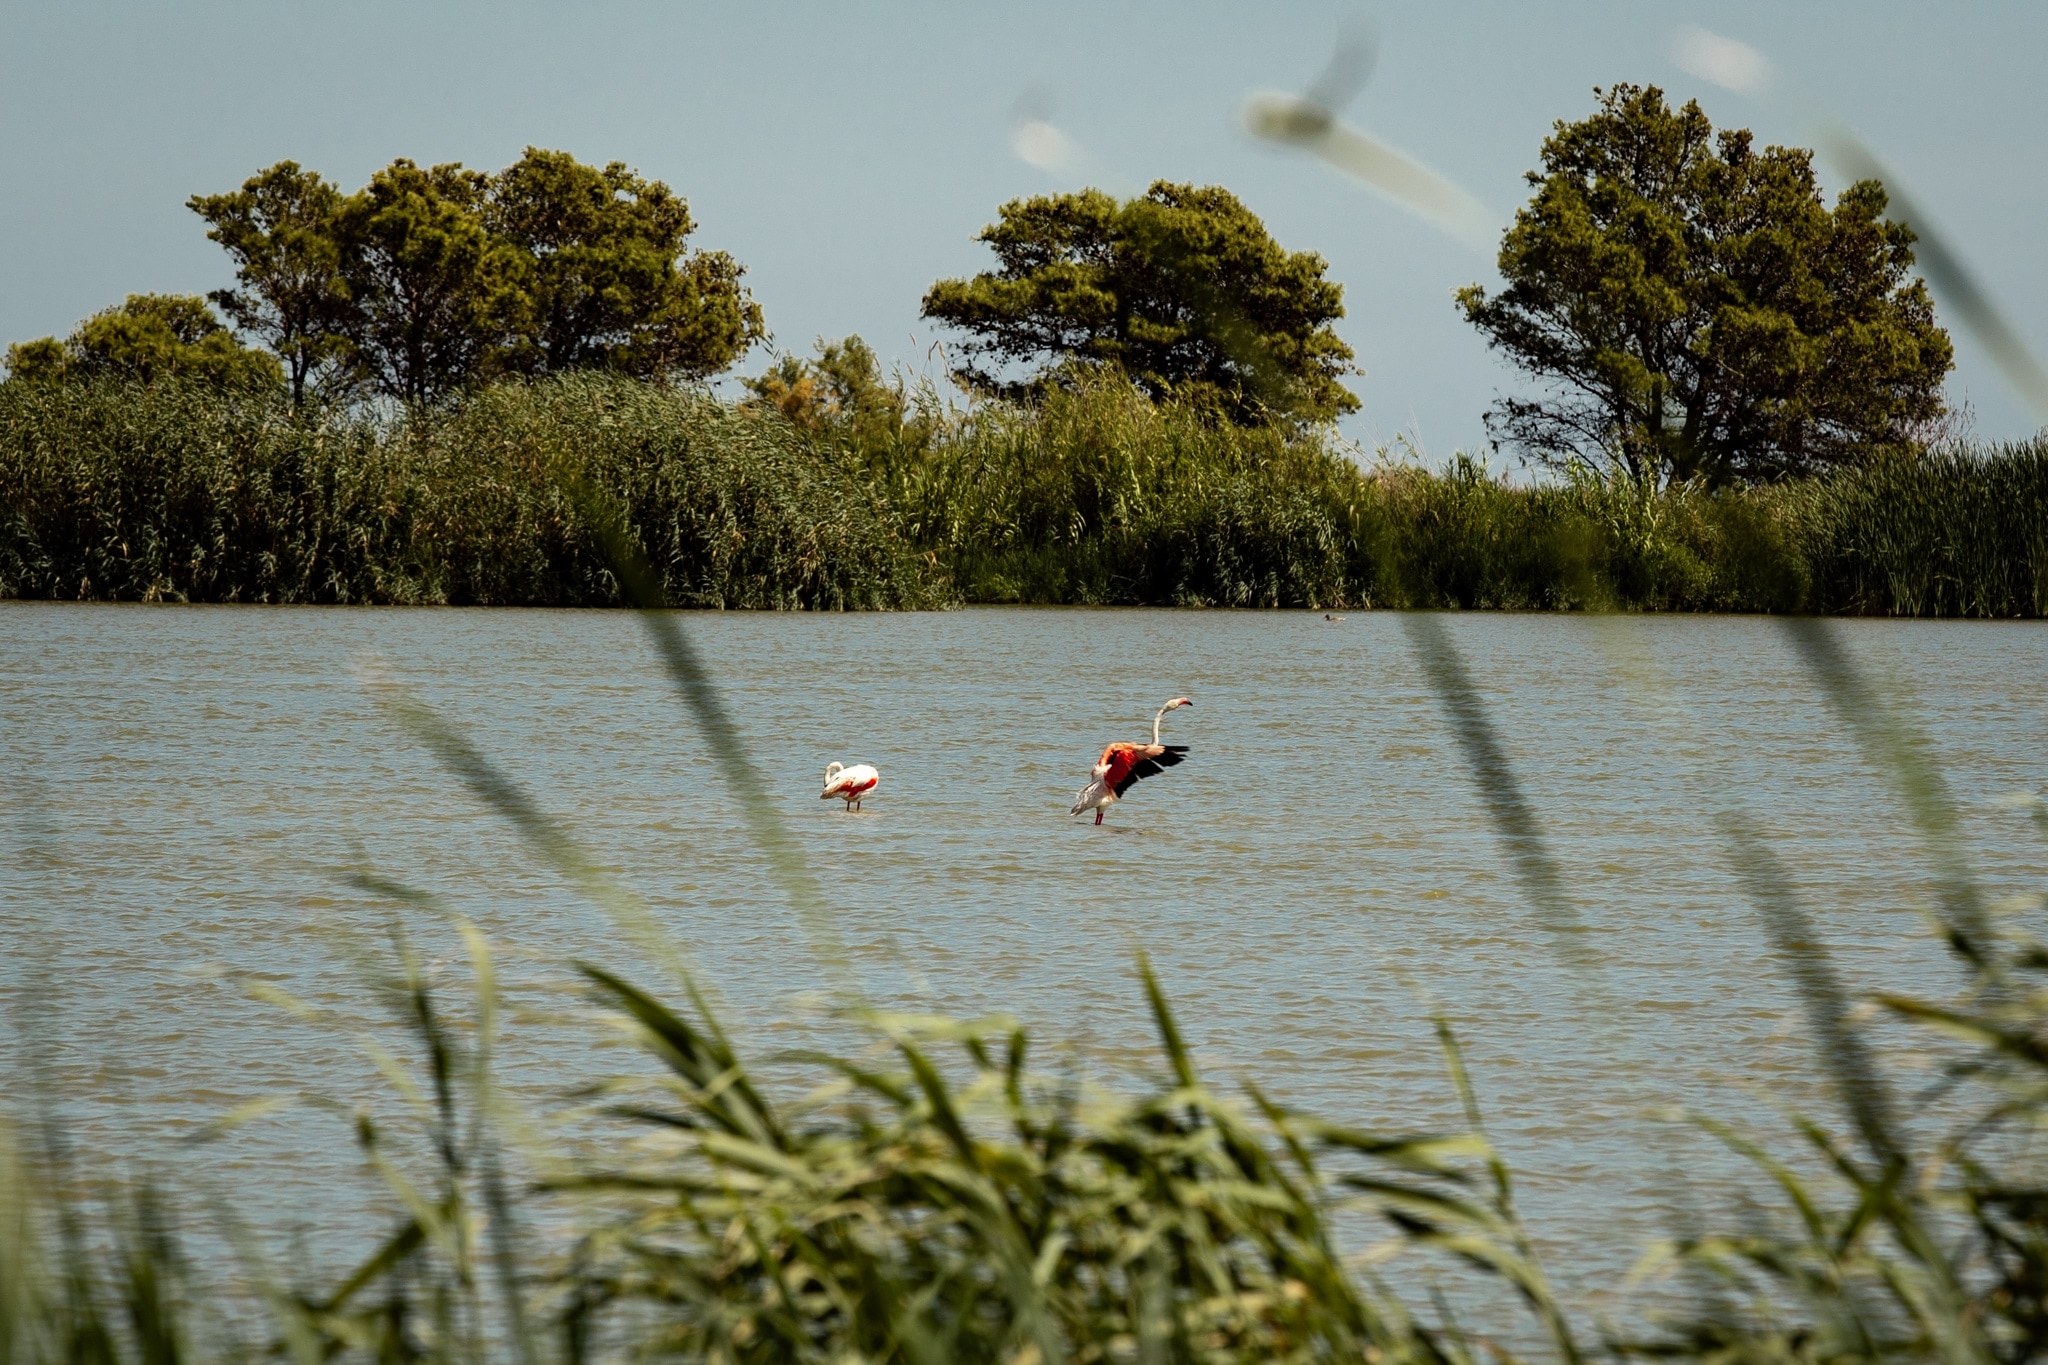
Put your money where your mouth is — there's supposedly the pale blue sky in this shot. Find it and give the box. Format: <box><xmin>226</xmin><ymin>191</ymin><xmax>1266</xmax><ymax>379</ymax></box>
<box><xmin>3</xmin><ymin>1</ymin><xmax>2042</xmax><ymax>457</ymax></box>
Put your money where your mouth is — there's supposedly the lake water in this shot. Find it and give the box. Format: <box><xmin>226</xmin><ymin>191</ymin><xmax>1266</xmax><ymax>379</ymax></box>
<box><xmin>4</xmin><ymin>603</ymin><xmax>2045</xmax><ymax>1324</ymax></box>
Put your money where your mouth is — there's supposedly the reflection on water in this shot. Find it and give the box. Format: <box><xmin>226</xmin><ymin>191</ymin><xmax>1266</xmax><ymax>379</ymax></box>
<box><xmin>3</xmin><ymin>603</ymin><xmax>2045</xmax><ymax>1306</ymax></box>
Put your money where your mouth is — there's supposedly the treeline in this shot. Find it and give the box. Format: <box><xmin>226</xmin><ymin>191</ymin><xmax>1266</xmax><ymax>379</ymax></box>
<box><xmin>3</xmin><ymin>371</ymin><xmax>2043</xmax><ymax>615</ymax></box>
<box><xmin>0</xmin><ymin>122</ymin><xmax>2030</xmax><ymax>617</ymax></box>
<box><xmin>10</xmin><ymin>82</ymin><xmax>1971</xmax><ymax>491</ymax></box>
<box><xmin>6</xmin><ymin>151</ymin><xmax>762</xmax><ymax>406</ymax></box>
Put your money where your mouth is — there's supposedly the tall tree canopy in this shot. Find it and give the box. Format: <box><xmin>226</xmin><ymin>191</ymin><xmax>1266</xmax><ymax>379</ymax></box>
<box><xmin>922</xmin><ymin>182</ymin><xmax>1357</xmax><ymax>426</ymax></box>
<box><xmin>486</xmin><ymin>148</ymin><xmax>763</xmax><ymax>381</ymax></box>
<box><xmin>331</xmin><ymin>159</ymin><xmax>524</xmax><ymax>405</ymax></box>
<box><xmin>166</xmin><ymin>149</ymin><xmax>765</xmax><ymax>405</ymax></box>
<box><xmin>188</xmin><ymin>162</ymin><xmax>351</xmax><ymax>404</ymax></box>
<box><xmin>4</xmin><ymin>294</ymin><xmax>281</xmax><ymax>390</ymax></box>
<box><xmin>1458</xmin><ymin>85</ymin><xmax>1952</xmax><ymax>485</ymax></box>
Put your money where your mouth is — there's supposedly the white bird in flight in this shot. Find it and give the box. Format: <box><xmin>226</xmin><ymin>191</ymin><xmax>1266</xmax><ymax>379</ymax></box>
<box><xmin>1243</xmin><ymin>24</ymin><xmax>1495</xmax><ymax>255</ymax></box>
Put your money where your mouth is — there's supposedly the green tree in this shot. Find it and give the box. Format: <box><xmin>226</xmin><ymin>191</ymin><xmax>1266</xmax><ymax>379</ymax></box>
<box><xmin>1458</xmin><ymin>84</ymin><xmax>1953</xmax><ymax>485</ymax></box>
<box><xmin>4</xmin><ymin>294</ymin><xmax>281</xmax><ymax>389</ymax></box>
<box><xmin>921</xmin><ymin>182</ymin><xmax>1357</xmax><ymax>426</ymax></box>
<box><xmin>332</xmin><ymin>159</ymin><xmax>525</xmax><ymax>405</ymax></box>
<box><xmin>3</xmin><ymin>337</ymin><xmax>68</xmax><ymax>383</ymax></box>
<box><xmin>486</xmin><ymin>147</ymin><xmax>764</xmax><ymax>381</ymax></box>
<box><xmin>187</xmin><ymin>161</ymin><xmax>351</xmax><ymax>405</ymax></box>
<box><xmin>742</xmin><ymin>335</ymin><xmax>905</xmax><ymax>442</ymax></box>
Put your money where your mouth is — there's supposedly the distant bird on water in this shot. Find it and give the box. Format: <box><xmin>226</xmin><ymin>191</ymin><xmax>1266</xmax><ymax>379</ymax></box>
<box><xmin>1071</xmin><ymin>697</ymin><xmax>1192</xmax><ymax>826</ymax></box>
<box><xmin>822</xmin><ymin>761</ymin><xmax>879</xmax><ymax>811</ymax></box>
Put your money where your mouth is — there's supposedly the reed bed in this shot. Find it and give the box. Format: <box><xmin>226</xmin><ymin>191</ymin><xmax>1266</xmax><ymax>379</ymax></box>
<box><xmin>0</xmin><ymin>376</ymin><xmax>940</xmax><ymax>609</ymax></box>
<box><xmin>2</xmin><ymin>374</ymin><xmax>2044</xmax><ymax>614</ymax></box>
<box><xmin>873</xmin><ymin>381</ymin><xmax>2044</xmax><ymax>614</ymax></box>
<box><xmin>1791</xmin><ymin>445</ymin><xmax>2048</xmax><ymax>618</ymax></box>
<box><xmin>880</xmin><ymin>380</ymin><xmax>1363</xmax><ymax>607</ymax></box>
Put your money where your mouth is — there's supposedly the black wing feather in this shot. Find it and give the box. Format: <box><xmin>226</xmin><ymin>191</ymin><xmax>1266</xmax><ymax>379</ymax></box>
<box><xmin>1113</xmin><ymin>745</ymin><xmax>1189</xmax><ymax>797</ymax></box>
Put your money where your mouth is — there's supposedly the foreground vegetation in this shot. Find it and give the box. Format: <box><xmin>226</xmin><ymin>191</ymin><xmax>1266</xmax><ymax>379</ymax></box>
<box><xmin>4</xmin><ymin>587</ymin><xmax>2044</xmax><ymax>1363</ymax></box>
<box><xmin>2</xmin><ymin>374</ymin><xmax>2044</xmax><ymax>615</ymax></box>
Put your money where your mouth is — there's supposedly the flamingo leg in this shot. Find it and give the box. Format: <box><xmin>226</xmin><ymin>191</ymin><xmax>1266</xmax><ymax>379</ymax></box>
<box><xmin>1095</xmin><ymin>810</ymin><xmax>1104</xmax><ymax>826</ymax></box>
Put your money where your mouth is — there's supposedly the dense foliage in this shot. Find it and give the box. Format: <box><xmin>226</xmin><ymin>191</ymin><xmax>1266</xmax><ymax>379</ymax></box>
<box><xmin>742</xmin><ymin>335</ymin><xmax>909</xmax><ymax>450</ymax></box>
<box><xmin>922</xmin><ymin>183</ymin><xmax>1358</xmax><ymax>426</ymax></box>
<box><xmin>2</xmin><ymin>371</ymin><xmax>2043</xmax><ymax>615</ymax></box>
<box><xmin>1458</xmin><ymin>85</ymin><xmax>1954</xmax><ymax>485</ymax></box>
<box><xmin>186</xmin><ymin>161</ymin><xmax>353</xmax><ymax>404</ymax></box>
<box><xmin>0</xmin><ymin>375</ymin><xmax>935</xmax><ymax>608</ymax></box>
<box><xmin>2</xmin><ymin>294</ymin><xmax>282</xmax><ymax>392</ymax></box>
<box><xmin>6</xmin><ymin>150</ymin><xmax>768</xmax><ymax>406</ymax></box>
<box><xmin>0</xmin><ymin>93</ymin><xmax>1972</xmax><ymax>486</ymax></box>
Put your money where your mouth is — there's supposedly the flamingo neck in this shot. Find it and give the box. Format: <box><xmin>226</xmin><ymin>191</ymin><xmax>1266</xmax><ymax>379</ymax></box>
<box><xmin>1152</xmin><ymin>707</ymin><xmax>1167</xmax><ymax>746</ymax></box>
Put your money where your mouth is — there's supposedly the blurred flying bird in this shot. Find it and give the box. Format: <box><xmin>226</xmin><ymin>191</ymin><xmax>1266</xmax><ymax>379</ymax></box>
<box><xmin>1071</xmin><ymin>697</ymin><xmax>1192</xmax><ymax>826</ymax></box>
<box><xmin>1672</xmin><ymin>25</ymin><xmax>2048</xmax><ymax>423</ymax></box>
<box><xmin>1007</xmin><ymin>86</ymin><xmax>1130</xmax><ymax>190</ymax></box>
<box><xmin>1011</xmin><ymin>120</ymin><xmax>1076</xmax><ymax>173</ymax></box>
<box><xmin>822</xmin><ymin>761</ymin><xmax>879</xmax><ymax>812</ymax></box>
<box><xmin>1010</xmin><ymin>87</ymin><xmax>1080</xmax><ymax>174</ymax></box>
<box><xmin>1671</xmin><ymin>26</ymin><xmax>1771</xmax><ymax>96</ymax></box>
<box><xmin>1243</xmin><ymin>23</ymin><xmax>1495</xmax><ymax>254</ymax></box>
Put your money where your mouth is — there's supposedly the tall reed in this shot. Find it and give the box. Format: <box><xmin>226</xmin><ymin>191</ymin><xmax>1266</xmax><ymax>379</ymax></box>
<box><xmin>724</xmin><ymin>377</ymin><xmax>2048</xmax><ymax>615</ymax></box>
<box><xmin>0</xmin><ymin>376</ymin><xmax>940</xmax><ymax>609</ymax></box>
<box><xmin>3</xmin><ymin>374</ymin><xmax>2043</xmax><ymax>615</ymax></box>
<box><xmin>879</xmin><ymin>378</ymin><xmax>1365</xmax><ymax>607</ymax></box>
<box><xmin>1792</xmin><ymin>443</ymin><xmax>2048</xmax><ymax>618</ymax></box>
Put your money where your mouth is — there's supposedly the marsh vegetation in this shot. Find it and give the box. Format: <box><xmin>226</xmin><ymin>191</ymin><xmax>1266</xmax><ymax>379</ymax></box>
<box><xmin>2</xmin><ymin>373</ymin><xmax>2043</xmax><ymax>615</ymax></box>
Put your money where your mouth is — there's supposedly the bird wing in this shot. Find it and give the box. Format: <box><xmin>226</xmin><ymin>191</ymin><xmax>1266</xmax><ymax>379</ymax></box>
<box><xmin>822</xmin><ymin>764</ymin><xmax>877</xmax><ymax>796</ymax></box>
<box><xmin>1112</xmin><ymin>744</ymin><xmax>1188</xmax><ymax>797</ymax></box>
<box><xmin>1070</xmin><ymin>776</ymin><xmax>1111</xmax><ymax>815</ymax></box>
<box><xmin>1097</xmin><ymin>743</ymin><xmax>1141</xmax><ymax>790</ymax></box>
<box><xmin>1243</xmin><ymin>96</ymin><xmax>1494</xmax><ymax>255</ymax></box>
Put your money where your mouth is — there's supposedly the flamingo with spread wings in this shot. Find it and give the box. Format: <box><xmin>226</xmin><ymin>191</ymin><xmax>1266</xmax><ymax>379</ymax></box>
<box><xmin>1071</xmin><ymin>697</ymin><xmax>1192</xmax><ymax>825</ymax></box>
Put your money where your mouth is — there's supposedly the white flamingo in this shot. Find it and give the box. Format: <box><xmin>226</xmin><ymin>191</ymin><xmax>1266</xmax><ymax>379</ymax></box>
<box><xmin>1071</xmin><ymin>697</ymin><xmax>1192</xmax><ymax>825</ymax></box>
<box><xmin>822</xmin><ymin>761</ymin><xmax>879</xmax><ymax>812</ymax></box>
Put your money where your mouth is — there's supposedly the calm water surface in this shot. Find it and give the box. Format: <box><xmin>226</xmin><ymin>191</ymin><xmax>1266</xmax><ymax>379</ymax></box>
<box><xmin>4</xmin><ymin>604</ymin><xmax>2045</xmax><ymax>1316</ymax></box>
